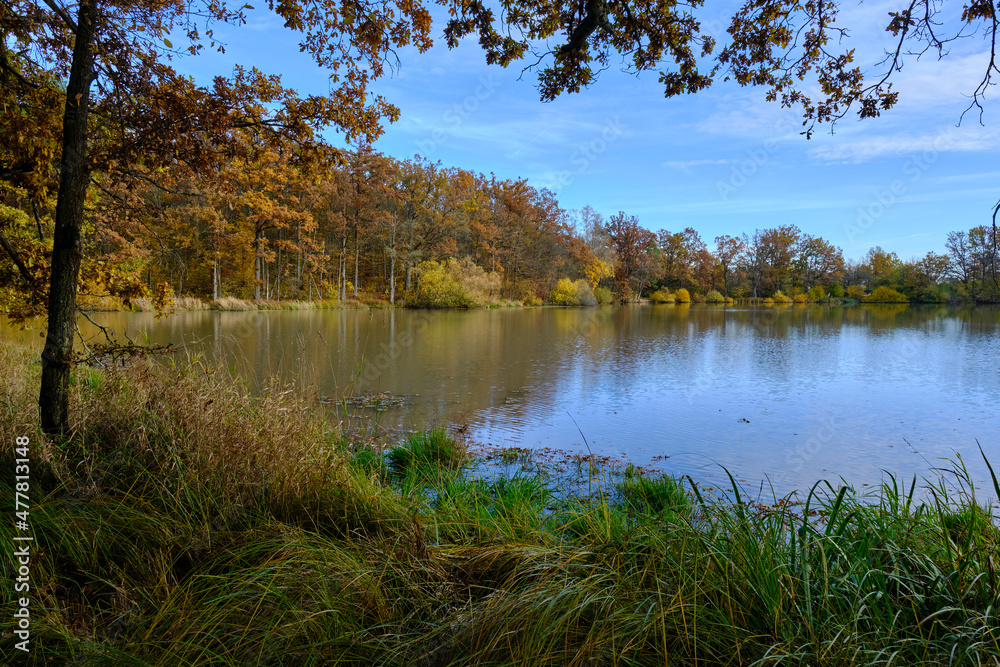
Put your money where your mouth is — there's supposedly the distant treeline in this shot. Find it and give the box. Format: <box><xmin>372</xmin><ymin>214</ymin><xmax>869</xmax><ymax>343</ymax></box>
<box><xmin>2</xmin><ymin>143</ymin><xmax>997</xmax><ymax>317</ymax></box>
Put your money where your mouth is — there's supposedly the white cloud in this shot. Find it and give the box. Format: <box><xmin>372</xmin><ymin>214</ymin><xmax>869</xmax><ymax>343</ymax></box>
<box><xmin>662</xmin><ymin>159</ymin><xmax>738</xmax><ymax>170</ymax></box>
<box><xmin>807</xmin><ymin>126</ymin><xmax>1000</xmax><ymax>163</ymax></box>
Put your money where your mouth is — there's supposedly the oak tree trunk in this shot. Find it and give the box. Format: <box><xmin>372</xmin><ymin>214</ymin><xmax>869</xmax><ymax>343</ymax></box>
<box><xmin>39</xmin><ymin>0</ymin><xmax>97</xmax><ymax>437</ymax></box>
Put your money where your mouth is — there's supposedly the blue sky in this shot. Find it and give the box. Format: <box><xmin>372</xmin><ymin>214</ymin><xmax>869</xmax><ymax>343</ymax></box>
<box><xmin>172</xmin><ymin>1</ymin><xmax>1000</xmax><ymax>262</ymax></box>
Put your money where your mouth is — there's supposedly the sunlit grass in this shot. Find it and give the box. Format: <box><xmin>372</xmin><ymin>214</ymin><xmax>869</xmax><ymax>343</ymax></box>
<box><xmin>2</xmin><ymin>339</ymin><xmax>999</xmax><ymax>665</ymax></box>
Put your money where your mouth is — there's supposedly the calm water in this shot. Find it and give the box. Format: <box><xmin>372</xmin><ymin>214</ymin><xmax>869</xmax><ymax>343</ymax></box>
<box><xmin>5</xmin><ymin>304</ymin><xmax>999</xmax><ymax>497</ymax></box>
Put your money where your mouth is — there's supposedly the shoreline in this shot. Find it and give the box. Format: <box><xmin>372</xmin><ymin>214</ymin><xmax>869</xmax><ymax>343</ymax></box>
<box><xmin>66</xmin><ymin>293</ymin><xmax>997</xmax><ymax>314</ymax></box>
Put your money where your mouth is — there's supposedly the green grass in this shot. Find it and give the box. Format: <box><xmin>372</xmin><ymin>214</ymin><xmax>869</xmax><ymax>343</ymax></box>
<box><xmin>2</xmin><ymin>340</ymin><xmax>999</xmax><ymax>665</ymax></box>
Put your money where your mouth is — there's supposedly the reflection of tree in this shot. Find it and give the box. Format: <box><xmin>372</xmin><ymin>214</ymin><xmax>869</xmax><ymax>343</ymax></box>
<box><xmin>864</xmin><ymin>304</ymin><xmax>910</xmax><ymax>320</ymax></box>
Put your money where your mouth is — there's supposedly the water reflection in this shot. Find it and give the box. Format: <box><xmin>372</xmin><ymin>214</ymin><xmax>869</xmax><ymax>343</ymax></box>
<box><xmin>3</xmin><ymin>304</ymin><xmax>998</xmax><ymax>497</ymax></box>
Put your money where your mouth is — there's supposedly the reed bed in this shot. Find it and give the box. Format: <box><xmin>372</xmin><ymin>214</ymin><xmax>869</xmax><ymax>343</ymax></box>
<box><xmin>1</xmin><ymin>340</ymin><xmax>998</xmax><ymax>665</ymax></box>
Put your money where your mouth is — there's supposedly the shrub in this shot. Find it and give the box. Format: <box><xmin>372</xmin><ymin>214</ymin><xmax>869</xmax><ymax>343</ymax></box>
<box><xmin>794</xmin><ymin>293</ymin><xmax>808</xmax><ymax>304</ymax></box>
<box><xmin>692</xmin><ymin>291</ymin><xmax>706</xmax><ymax>303</ymax></box>
<box><xmin>410</xmin><ymin>261</ymin><xmax>469</xmax><ymax>307</ymax></box>
<box><xmin>807</xmin><ymin>285</ymin><xmax>827</xmax><ymax>300</ymax></box>
<box><xmin>410</xmin><ymin>258</ymin><xmax>502</xmax><ymax>308</ymax></box>
<box><xmin>594</xmin><ymin>286</ymin><xmax>614</xmax><ymax>304</ymax></box>
<box><xmin>705</xmin><ymin>290</ymin><xmax>725</xmax><ymax>303</ymax></box>
<box><xmin>574</xmin><ymin>279</ymin><xmax>598</xmax><ymax>306</ymax></box>
<box><xmin>549</xmin><ymin>278</ymin><xmax>597</xmax><ymax>306</ymax></box>
<box><xmin>845</xmin><ymin>284</ymin><xmax>866</xmax><ymax>300</ymax></box>
<box><xmin>828</xmin><ymin>282</ymin><xmax>845</xmax><ymax>298</ymax></box>
<box><xmin>914</xmin><ymin>285</ymin><xmax>946</xmax><ymax>302</ymax></box>
<box><xmin>674</xmin><ymin>288</ymin><xmax>691</xmax><ymax>303</ymax></box>
<box><xmin>762</xmin><ymin>297</ymin><xmax>775</xmax><ymax>306</ymax></box>
<box><xmin>772</xmin><ymin>290</ymin><xmax>792</xmax><ymax>304</ymax></box>
<box><xmin>725</xmin><ymin>297</ymin><xmax>735</xmax><ymax>305</ymax></box>
<box><xmin>549</xmin><ymin>278</ymin><xmax>579</xmax><ymax>305</ymax></box>
<box><xmin>507</xmin><ymin>278</ymin><xmax>541</xmax><ymax>305</ymax></box>
<box><xmin>863</xmin><ymin>286</ymin><xmax>909</xmax><ymax>303</ymax></box>
<box><xmin>649</xmin><ymin>288</ymin><xmax>674</xmax><ymax>303</ymax></box>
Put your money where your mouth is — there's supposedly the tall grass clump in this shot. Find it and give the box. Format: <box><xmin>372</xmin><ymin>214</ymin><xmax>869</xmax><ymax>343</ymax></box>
<box><xmin>616</xmin><ymin>474</ymin><xmax>691</xmax><ymax>517</ymax></box>
<box><xmin>387</xmin><ymin>427</ymin><xmax>466</xmax><ymax>474</ymax></box>
<box><xmin>174</xmin><ymin>296</ymin><xmax>210</xmax><ymax>310</ymax></box>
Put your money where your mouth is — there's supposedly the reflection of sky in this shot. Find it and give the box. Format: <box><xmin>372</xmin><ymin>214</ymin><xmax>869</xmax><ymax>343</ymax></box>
<box><xmin>5</xmin><ymin>304</ymin><xmax>997</xmax><ymax>499</ymax></box>
<box><xmin>469</xmin><ymin>305</ymin><xmax>1000</xmax><ymax>498</ymax></box>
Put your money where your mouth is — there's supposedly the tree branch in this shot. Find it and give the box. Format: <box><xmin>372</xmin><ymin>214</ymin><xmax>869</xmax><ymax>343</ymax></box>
<box><xmin>0</xmin><ymin>227</ymin><xmax>36</xmax><ymax>287</ymax></box>
<box><xmin>40</xmin><ymin>0</ymin><xmax>77</xmax><ymax>32</ymax></box>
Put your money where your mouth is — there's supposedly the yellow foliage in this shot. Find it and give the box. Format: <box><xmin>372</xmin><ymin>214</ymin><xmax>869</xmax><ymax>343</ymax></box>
<box><xmin>846</xmin><ymin>284</ymin><xmax>866</xmax><ymax>300</ymax></box>
<box><xmin>649</xmin><ymin>289</ymin><xmax>674</xmax><ymax>303</ymax></box>
<box><xmin>862</xmin><ymin>286</ymin><xmax>909</xmax><ymax>303</ymax></box>
<box><xmin>705</xmin><ymin>289</ymin><xmax>725</xmax><ymax>303</ymax></box>
<box><xmin>584</xmin><ymin>258</ymin><xmax>614</xmax><ymax>289</ymax></box>
<box><xmin>674</xmin><ymin>288</ymin><xmax>691</xmax><ymax>303</ymax></box>
<box><xmin>594</xmin><ymin>286</ymin><xmax>614</xmax><ymax>304</ymax></box>
<box><xmin>549</xmin><ymin>278</ymin><xmax>597</xmax><ymax>306</ymax></box>
<box><xmin>772</xmin><ymin>290</ymin><xmax>793</xmax><ymax>304</ymax></box>
<box><xmin>550</xmin><ymin>278</ymin><xmax>579</xmax><ymax>305</ymax></box>
<box><xmin>153</xmin><ymin>282</ymin><xmax>176</xmax><ymax>315</ymax></box>
<box><xmin>410</xmin><ymin>257</ymin><xmax>502</xmax><ymax>308</ymax></box>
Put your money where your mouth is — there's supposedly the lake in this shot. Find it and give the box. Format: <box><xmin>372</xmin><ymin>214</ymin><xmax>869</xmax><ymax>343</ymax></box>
<box><xmin>5</xmin><ymin>303</ymin><xmax>999</xmax><ymax>498</ymax></box>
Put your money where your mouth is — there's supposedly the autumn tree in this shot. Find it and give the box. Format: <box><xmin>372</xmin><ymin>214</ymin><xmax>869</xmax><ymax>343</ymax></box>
<box><xmin>606</xmin><ymin>212</ymin><xmax>656</xmax><ymax>298</ymax></box>
<box><xmin>865</xmin><ymin>246</ymin><xmax>903</xmax><ymax>288</ymax></box>
<box><xmin>714</xmin><ymin>234</ymin><xmax>745</xmax><ymax>297</ymax></box>
<box><xmin>657</xmin><ymin>228</ymin><xmax>706</xmax><ymax>291</ymax></box>
<box><xmin>794</xmin><ymin>234</ymin><xmax>844</xmax><ymax>290</ymax></box>
<box><xmin>3</xmin><ymin>0</ymin><xmax>437</xmax><ymax>435</ymax></box>
<box><xmin>577</xmin><ymin>206</ymin><xmax>614</xmax><ymax>288</ymax></box>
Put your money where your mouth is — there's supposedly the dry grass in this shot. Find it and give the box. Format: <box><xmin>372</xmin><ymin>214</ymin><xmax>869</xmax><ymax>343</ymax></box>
<box><xmin>174</xmin><ymin>296</ymin><xmax>210</xmax><ymax>310</ymax></box>
<box><xmin>76</xmin><ymin>294</ymin><xmax>127</xmax><ymax>311</ymax></box>
<box><xmin>210</xmin><ymin>296</ymin><xmax>344</xmax><ymax>311</ymax></box>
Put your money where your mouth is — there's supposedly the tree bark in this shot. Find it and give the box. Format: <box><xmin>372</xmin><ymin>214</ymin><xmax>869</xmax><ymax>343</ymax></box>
<box><xmin>39</xmin><ymin>0</ymin><xmax>97</xmax><ymax>437</ymax></box>
<box><xmin>353</xmin><ymin>225</ymin><xmax>359</xmax><ymax>297</ymax></box>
